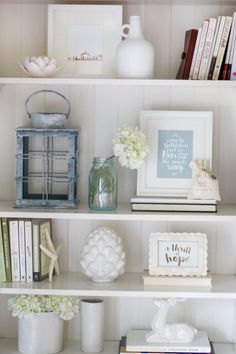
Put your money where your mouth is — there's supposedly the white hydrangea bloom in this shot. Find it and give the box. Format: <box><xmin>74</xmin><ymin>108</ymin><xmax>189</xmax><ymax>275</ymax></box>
<box><xmin>8</xmin><ymin>295</ymin><xmax>79</xmax><ymax>321</ymax></box>
<box><xmin>113</xmin><ymin>125</ymin><xmax>149</xmax><ymax>169</ymax></box>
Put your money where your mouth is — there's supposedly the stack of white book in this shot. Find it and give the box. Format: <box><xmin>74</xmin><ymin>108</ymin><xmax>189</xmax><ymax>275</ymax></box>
<box><xmin>131</xmin><ymin>196</ymin><xmax>217</xmax><ymax>212</ymax></box>
<box><xmin>126</xmin><ymin>329</ymin><xmax>213</xmax><ymax>353</ymax></box>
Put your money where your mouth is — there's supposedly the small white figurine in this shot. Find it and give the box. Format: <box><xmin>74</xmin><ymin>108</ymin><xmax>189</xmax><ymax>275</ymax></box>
<box><xmin>40</xmin><ymin>229</ymin><xmax>62</xmax><ymax>282</ymax></box>
<box><xmin>146</xmin><ymin>298</ymin><xmax>197</xmax><ymax>343</ymax></box>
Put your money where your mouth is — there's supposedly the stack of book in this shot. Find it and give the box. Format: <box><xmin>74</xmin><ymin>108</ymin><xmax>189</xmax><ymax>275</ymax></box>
<box><xmin>119</xmin><ymin>330</ymin><xmax>215</xmax><ymax>354</ymax></box>
<box><xmin>176</xmin><ymin>12</ymin><xmax>236</xmax><ymax>80</ymax></box>
<box><xmin>131</xmin><ymin>196</ymin><xmax>217</xmax><ymax>212</ymax></box>
<box><xmin>0</xmin><ymin>218</ymin><xmax>52</xmax><ymax>283</ymax></box>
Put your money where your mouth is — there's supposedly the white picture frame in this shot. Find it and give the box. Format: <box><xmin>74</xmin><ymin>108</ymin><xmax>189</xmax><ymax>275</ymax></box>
<box><xmin>48</xmin><ymin>5</ymin><xmax>123</xmax><ymax>77</ymax></box>
<box><xmin>137</xmin><ymin>110</ymin><xmax>213</xmax><ymax>197</ymax></box>
<box><xmin>149</xmin><ymin>232</ymin><xmax>208</xmax><ymax>277</ymax></box>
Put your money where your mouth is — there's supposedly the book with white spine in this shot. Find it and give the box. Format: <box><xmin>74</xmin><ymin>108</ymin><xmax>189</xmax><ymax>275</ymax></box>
<box><xmin>208</xmin><ymin>16</ymin><xmax>226</xmax><ymax>79</ymax></box>
<box><xmin>32</xmin><ymin>220</ymin><xmax>40</xmax><ymax>282</ymax></box>
<box><xmin>192</xmin><ymin>19</ymin><xmax>209</xmax><ymax>80</ymax></box>
<box><xmin>205</xmin><ymin>16</ymin><xmax>221</xmax><ymax>79</ymax></box>
<box><xmin>131</xmin><ymin>196</ymin><xmax>217</xmax><ymax>212</ymax></box>
<box><xmin>222</xmin><ymin>12</ymin><xmax>236</xmax><ymax>79</ymax></box>
<box><xmin>0</xmin><ymin>219</ymin><xmax>6</xmax><ymax>282</ymax></box>
<box><xmin>229</xmin><ymin>12</ymin><xmax>236</xmax><ymax>79</ymax></box>
<box><xmin>8</xmin><ymin>220</ymin><xmax>20</xmax><ymax>282</ymax></box>
<box><xmin>212</xmin><ymin>16</ymin><xmax>232</xmax><ymax>80</ymax></box>
<box><xmin>24</xmin><ymin>220</ymin><xmax>33</xmax><ymax>282</ymax></box>
<box><xmin>131</xmin><ymin>203</ymin><xmax>217</xmax><ymax>212</ymax></box>
<box><xmin>131</xmin><ymin>196</ymin><xmax>217</xmax><ymax>204</ymax></box>
<box><xmin>18</xmin><ymin>220</ymin><xmax>26</xmax><ymax>282</ymax></box>
<box><xmin>198</xmin><ymin>17</ymin><xmax>217</xmax><ymax>80</ymax></box>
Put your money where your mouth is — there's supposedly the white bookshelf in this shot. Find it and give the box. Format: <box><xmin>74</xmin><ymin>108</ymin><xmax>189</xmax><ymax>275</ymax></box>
<box><xmin>0</xmin><ymin>339</ymin><xmax>118</xmax><ymax>354</ymax></box>
<box><xmin>2</xmin><ymin>0</ymin><xmax>236</xmax><ymax>4</ymax></box>
<box><xmin>0</xmin><ymin>0</ymin><xmax>236</xmax><ymax>350</ymax></box>
<box><xmin>0</xmin><ymin>339</ymin><xmax>232</xmax><ymax>354</ymax></box>
<box><xmin>0</xmin><ymin>201</ymin><xmax>235</xmax><ymax>221</ymax></box>
<box><xmin>1</xmin><ymin>272</ymin><xmax>236</xmax><ymax>299</ymax></box>
<box><xmin>2</xmin><ymin>77</ymin><xmax>236</xmax><ymax>87</ymax></box>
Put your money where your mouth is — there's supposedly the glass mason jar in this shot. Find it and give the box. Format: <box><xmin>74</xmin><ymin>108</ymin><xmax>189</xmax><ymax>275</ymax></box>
<box><xmin>88</xmin><ymin>157</ymin><xmax>117</xmax><ymax>211</ymax></box>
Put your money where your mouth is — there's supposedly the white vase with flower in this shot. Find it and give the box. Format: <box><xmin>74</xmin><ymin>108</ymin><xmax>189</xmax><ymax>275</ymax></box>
<box><xmin>88</xmin><ymin>125</ymin><xmax>149</xmax><ymax>211</ymax></box>
<box><xmin>8</xmin><ymin>294</ymin><xmax>79</xmax><ymax>354</ymax></box>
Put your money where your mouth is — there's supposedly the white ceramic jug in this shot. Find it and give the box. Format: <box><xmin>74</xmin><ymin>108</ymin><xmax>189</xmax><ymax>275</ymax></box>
<box><xmin>116</xmin><ymin>16</ymin><xmax>155</xmax><ymax>79</ymax></box>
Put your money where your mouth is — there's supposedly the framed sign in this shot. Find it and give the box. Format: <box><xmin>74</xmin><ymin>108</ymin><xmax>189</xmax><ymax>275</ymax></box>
<box><xmin>48</xmin><ymin>5</ymin><xmax>123</xmax><ymax>77</ymax></box>
<box><xmin>149</xmin><ymin>232</ymin><xmax>208</xmax><ymax>276</ymax></box>
<box><xmin>137</xmin><ymin>111</ymin><xmax>213</xmax><ymax>197</ymax></box>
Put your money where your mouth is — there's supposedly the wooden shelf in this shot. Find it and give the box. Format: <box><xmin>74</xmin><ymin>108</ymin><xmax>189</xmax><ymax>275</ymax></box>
<box><xmin>1</xmin><ymin>77</ymin><xmax>236</xmax><ymax>87</ymax></box>
<box><xmin>2</xmin><ymin>272</ymin><xmax>236</xmax><ymax>299</ymax></box>
<box><xmin>1</xmin><ymin>201</ymin><xmax>236</xmax><ymax>222</ymax></box>
<box><xmin>0</xmin><ymin>339</ymin><xmax>233</xmax><ymax>354</ymax></box>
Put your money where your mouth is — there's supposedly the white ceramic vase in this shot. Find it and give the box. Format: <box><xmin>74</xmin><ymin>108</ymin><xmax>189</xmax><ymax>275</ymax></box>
<box><xmin>18</xmin><ymin>312</ymin><xmax>64</xmax><ymax>354</ymax></box>
<box><xmin>80</xmin><ymin>299</ymin><xmax>104</xmax><ymax>353</ymax></box>
<box><xmin>116</xmin><ymin>15</ymin><xmax>155</xmax><ymax>78</ymax></box>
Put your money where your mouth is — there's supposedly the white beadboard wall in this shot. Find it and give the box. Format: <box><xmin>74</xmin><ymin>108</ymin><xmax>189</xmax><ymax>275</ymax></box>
<box><xmin>0</xmin><ymin>0</ymin><xmax>236</xmax><ymax>346</ymax></box>
<box><xmin>0</xmin><ymin>2</ymin><xmax>236</xmax><ymax>78</ymax></box>
<box><xmin>0</xmin><ymin>83</ymin><xmax>235</xmax><ymax>204</ymax></box>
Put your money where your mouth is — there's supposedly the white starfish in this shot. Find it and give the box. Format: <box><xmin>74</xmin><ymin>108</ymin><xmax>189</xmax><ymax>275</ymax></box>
<box><xmin>40</xmin><ymin>228</ymin><xmax>62</xmax><ymax>282</ymax></box>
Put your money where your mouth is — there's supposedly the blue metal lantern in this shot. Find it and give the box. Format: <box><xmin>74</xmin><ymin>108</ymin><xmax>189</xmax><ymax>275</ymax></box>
<box><xmin>15</xmin><ymin>128</ymin><xmax>79</xmax><ymax>208</ymax></box>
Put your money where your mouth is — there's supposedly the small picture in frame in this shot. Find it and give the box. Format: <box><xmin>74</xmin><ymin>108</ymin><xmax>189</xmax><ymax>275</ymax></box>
<box><xmin>48</xmin><ymin>4</ymin><xmax>123</xmax><ymax>77</ymax></box>
<box><xmin>149</xmin><ymin>232</ymin><xmax>208</xmax><ymax>276</ymax></box>
<box><xmin>137</xmin><ymin>110</ymin><xmax>213</xmax><ymax>197</ymax></box>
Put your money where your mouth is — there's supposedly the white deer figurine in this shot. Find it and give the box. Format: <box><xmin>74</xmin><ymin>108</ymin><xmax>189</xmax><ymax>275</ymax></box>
<box><xmin>146</xmin><ymin>298</ymin><xmax>197</xmax><ymax>343</ymax></box>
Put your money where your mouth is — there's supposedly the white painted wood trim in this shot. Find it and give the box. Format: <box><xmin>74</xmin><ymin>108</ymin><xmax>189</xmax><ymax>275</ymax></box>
<box><xmin>0</xmin><ymin>338</ymin><xmax>118</xmax><ymax>354</ymax></box>
<box><xmin>0</xmin><ymin>339</ymin><xmax>232</xmax><ymax>354</ymax></box>
<box><xmin>1</xmin><ymin>201</ymin><xmax>236</xmax><ymax>221</ymax></box>
<box><xmin>2</xmin><ymin>77</ymin><xmax>236</xmax><ymax>87</ymax></box>
<box><xmin>1</xmin><ymin>0</ymin><xmax>236</xmax><ymax>4</ymax></box>
<box><xmin>1</xmin><ymin>272</ymin><xmax>236</xmax><ymax>299</ymax></box>
<box><xmin>0</xmin><ymin>339</ymin><xmax>231</xmax><ymax>354</ymax></box>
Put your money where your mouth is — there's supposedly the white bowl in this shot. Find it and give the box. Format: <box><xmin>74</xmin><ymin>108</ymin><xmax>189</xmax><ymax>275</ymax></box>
<box><xmin>19</xmin><ymin>56</ymin><xmax>61</xmax><ymax>78</ymax></box>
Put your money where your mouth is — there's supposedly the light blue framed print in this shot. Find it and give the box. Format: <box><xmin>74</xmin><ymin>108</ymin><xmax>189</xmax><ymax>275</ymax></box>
<box><xmin>157</xmin><ymin>129</ymin><xmax>193</xmax><ymax>179</ymax></box>
<box><xmin>137</xmin><ymin>111</ymin><xmax>213</xmax><ymax>197</ymax></box>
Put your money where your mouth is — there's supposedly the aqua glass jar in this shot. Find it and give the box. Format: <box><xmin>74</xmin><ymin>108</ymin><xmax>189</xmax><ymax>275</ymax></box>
<box><xmin>88</xmin><ymin>157</ymin><xmax>117</xmax><ymax>211</ymax></box>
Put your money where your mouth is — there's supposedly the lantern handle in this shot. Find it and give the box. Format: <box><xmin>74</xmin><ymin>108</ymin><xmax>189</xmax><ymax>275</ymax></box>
<box><xmin>25</xmin><ymin>89</ymin><xmax>71</xmax><ymax>118</ymax></box>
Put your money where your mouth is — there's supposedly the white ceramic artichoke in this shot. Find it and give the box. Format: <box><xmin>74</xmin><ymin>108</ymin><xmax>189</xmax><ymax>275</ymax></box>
<box><xmin>19</xmin><ymin>56</ymin><xmax>60</xmax><ymax>77</ymax></box>
<box><xmin>80</xmin><ymin>226</ymin><xmax>126</xmax><ymax>282</ymax></box>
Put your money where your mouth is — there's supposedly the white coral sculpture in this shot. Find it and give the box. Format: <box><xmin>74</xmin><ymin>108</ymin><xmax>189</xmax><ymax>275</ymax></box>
<box><xmin>80</xmin><ymin>226</ymin><xmax>126</xmax><ymax>282</ymax></box>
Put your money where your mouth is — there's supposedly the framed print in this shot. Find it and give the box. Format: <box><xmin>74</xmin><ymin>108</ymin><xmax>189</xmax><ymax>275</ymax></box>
<box><xmin>137</xmin><ymin>110</ymin><xmax>213</xmax><ymax>197</ymax></box>
<box><xmin>48</xmin><ymin>5</ymin><xmax>123</xmax><ymax>77</ymax></box>
<box><xmin>149</xmin><ymin>232</ymin><xmax>208</xmax><ymax>276</ymax></box>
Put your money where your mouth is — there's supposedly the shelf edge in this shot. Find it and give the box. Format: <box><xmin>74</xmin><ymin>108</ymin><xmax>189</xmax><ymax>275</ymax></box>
<box><xmin>1</xmin><ymin>77</ymin><xmax>236</xmax><ymax>87</ymax></box>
